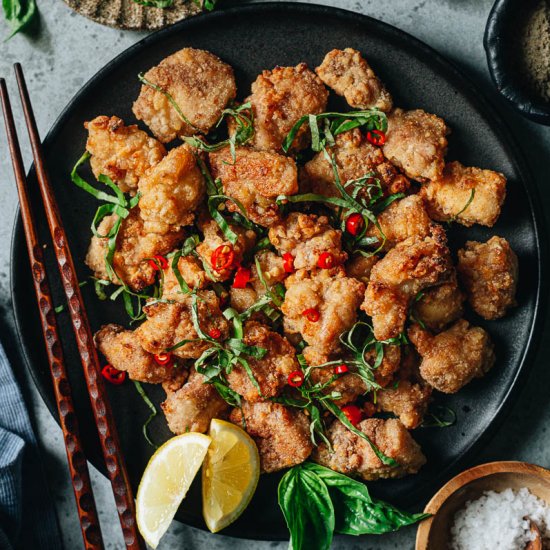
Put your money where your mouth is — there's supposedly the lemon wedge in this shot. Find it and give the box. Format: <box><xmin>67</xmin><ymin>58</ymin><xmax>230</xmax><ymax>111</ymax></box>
<box><xmin>202</xmin><ymin>419</ymin><xmax>260</xmax><ymax>533</ymax></box>
<box><xmin>136</xmin><ymin>433</ymin><xmax>211</xmax><ymax>548</ymax></box>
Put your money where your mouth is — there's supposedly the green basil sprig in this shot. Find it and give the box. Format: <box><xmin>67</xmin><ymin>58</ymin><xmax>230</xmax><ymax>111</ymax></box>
<box><xmin>279</xmin><ymin>462</ymin><xmax>429</xmax><ymax>550</ymax></box>
<box><xmin>133</xmin><ymin>381</ymin><xmax>159</xmax><ymax>448</ymax></box>
<box><xmin>2</xmin><ymin>0</ymin><xmax>36</xmax><ymax>39</ymax></box>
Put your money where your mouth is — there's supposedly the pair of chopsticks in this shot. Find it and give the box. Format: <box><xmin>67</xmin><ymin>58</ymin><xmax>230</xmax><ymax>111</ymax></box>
<box><xmin>0</xmin><ymin>66</ymin><xmax>144</xmax><ymax>550</ymax></box>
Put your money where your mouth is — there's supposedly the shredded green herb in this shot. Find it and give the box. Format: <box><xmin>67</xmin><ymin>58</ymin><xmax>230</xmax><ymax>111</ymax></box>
<box><xmin>449</xmin><ymin>188</ymin><xmax>476</xmax><ymax>222</ymax></box>
<box><xmin>421</xmin><ymin>405</ymin><xmax>457</xmax><ymax>428</ymax></box>
<box><xmin>133</xmin><ymin>381</ymin><xmax>159</xmax><ymax>448</ymax></box>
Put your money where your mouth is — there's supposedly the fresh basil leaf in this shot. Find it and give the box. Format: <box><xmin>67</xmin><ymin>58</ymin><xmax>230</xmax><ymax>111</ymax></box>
<box><xmin>278</xmin><ymin>465</ymin><xmax>334</xmax><ymax>550</ymax></box>
<box><xmin>3</xmin><ymin>0</ymin><xmax>36</xmax><ymax>39</ymax></box>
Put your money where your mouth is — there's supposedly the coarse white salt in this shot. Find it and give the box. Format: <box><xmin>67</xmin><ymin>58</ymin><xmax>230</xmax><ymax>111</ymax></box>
<box><xmin>450</xmin><ymin>487</ymin><xmax>550</xmax><ymax>550</ymax></box>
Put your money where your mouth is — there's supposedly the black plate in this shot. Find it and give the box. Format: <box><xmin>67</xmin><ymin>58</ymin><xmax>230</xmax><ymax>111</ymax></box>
<box><xmin>10</xmin><ymin>2</ymin><xmax>545</xmax><ymax>541</ymax></box>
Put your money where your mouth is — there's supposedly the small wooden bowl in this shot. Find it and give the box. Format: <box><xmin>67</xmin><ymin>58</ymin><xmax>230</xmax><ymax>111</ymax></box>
<box><xmin>416</xmin><ymin>461</ymin><xmax>550</xmax><ymax>549</ymax></box>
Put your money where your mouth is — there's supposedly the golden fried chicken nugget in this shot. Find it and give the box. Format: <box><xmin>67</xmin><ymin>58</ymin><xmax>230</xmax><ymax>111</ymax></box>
<box><xmin>315</xmin><ymin>48</ymin><xmax>393</xmax><ymax>111</ymax></box>
<box><xmin>420</xmin><ymin>161</ymin><xmax>506</xmax><ymax>227</ymax></box>
<box><xmin>209</xmin><ymin>147</ymin><xmax>298</xmax><ymax>227</ymax></box>
<box><xmin>162</xmin><ymin>368</ymin><xmax>229</xmax><ymax>434</ymax></box>
<box><xmin>135</xmin><ymin>290</ymin><xmax>229</xmax><ymax>360</ymax></box>
<box><xmin>245</xmin><ymin>63</ymin><xmax>328</xmax><ymax>152</ymax></box>
<box><xmin>362</xmin><ymin>225</ymin><xmax>452</xmax><ymax>341</ymax></box>
<box><xmin>300</xmin><ymin>128</ymin><xmax>409</xmax><ymax>200</ymax></box>
<box><xmin>345</xmin><ymin>254</ymin><xmax>379</xmax><ymax>285</ymax></box>
<box><xmin>85</xmin><ymin>115</ymin><xmax>166</xmax><ymax>193</ymax></box>
<box><xmin>382</xmin><ymin>108</ymin><xmax>449</xmax><ymax>182</ymax></box>
<box><xmin>132</xmin><ymin>48</ymin><xmax>236</xmax><ymax>142</ymax></box>
<box><xmin>269</xmin><ymin>212</ymin><xmax>347</xmax><ymax>271</ymax></box>
<box><xmin>161</xmin><ymin>255</ymin><xmax>209</xmax><ymax>301</ymax></box>
<box><xmin>138</xmin><ymin>145</ymin><xmax>205</xmax><ymax>233</ymax></box>
<box><xmin>229</xmin><ymin>401</ymin><xmax>313</xmax><ymax>473</ymax></box>
<box><xmin>377</xmin><ymin>380</ymin><xmax>432</xmax><ymax>429</ymax></box>
<box><xmin>95</xmin><ymin>324</ymin><xmax>187</xmax><ymax>387</ymax></box>
<box><xmin>409</xmin><ymin>320</ymin><xmax>495</xmax><ymax>393</ymax></box>
<box><xmin>85</xmin><ymin>208</ymin><xmax>183</xmax><ymax>292</ymax></box>
<box><xmin>282</xmin><ymin>267</ymin><xmax>365</xmax><ymax>355</ymax></box>
<box><xmin>369</xmin><ymin>344</ymin><xmax>402</xmax><ymax>388</ymax></box>
<box><xmin>457</xmin><ymin>236</ymin><xmax>518</xmax><ymax>319</ymax></box>
<box><xmin>312</xmin><ymin>418</ymin><xmax>426</xmax><ymax>480</ymax></box>
<box><xmin>226</xmin><ymin>322</ymin><xmax>298</xmax><ymax>402</ymax></box>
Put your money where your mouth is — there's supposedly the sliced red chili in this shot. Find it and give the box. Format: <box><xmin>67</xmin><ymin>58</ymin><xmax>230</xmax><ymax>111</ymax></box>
<box><xmin>282</xmin><ymin>252</ymin><xmax>295</xmax><ymax>273</ymax></box>
<box><xmin>366</xmin><ymin>129</ymin><xmax>386</xmax><ymax>146</ymax></box>
<box><xmin>101</xmin><ymin>365</ymin><xmax>126</xmax><ymax>385</ymax></box>
<box><xmin>341</xmin><ymin>404</ymin><xmax>362</xmax><ymax>426</ymax></box>
<box><xmin>148</xmin><ymin>254</ymin><xmax>169</xmax><ymax>272</ymax></box>
<box><xmin>209</xmin><ymin>327</ymin><xmax>222</xmax><ymax>340</ymax></box>
<box><xmin>153</xmin><ymin>352</ymin><xmax>172</xmax><ymax>366</ymax></box>
<box><xmin>302</xmin><ymin>308</ymin><xmax>320</xmax><ymax>322</ymax></box>
<box><xmin>211</xmin><ymin>244</ymin><xmax>235</xmax><ymax>272</ymax></box>
<box><xmin>345</xmin><ymin>213</ymin><xmax>364</xmax><ymax>236</ymax></box>
<box><xmin>287</xmin><ymin>370</ymin><xmax>305</xmax><ymax>388</ymax></box>
<box><xmin>232</xmin><ymin>266</ymin><xmax>251</xmax><ymax>289</ymax></box>
<box><xmin>334</xmin><ymin>364</ymin><xmax>349</xmax><ymax>375</ymax></box>
<box><xmin>317</xmin><ymin>252</ymin><xmax>335</xmax><ymax>269</ymax></box>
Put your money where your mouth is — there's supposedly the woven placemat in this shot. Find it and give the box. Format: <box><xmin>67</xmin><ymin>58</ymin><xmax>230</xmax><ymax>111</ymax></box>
<box><xmin>63</xmin><ymin>0</ymin><xmax>203</xmax><ymax>30</ymax></box>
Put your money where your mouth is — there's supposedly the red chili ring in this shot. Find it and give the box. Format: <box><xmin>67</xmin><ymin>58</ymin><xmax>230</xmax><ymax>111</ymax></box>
<box><xmin>149</xmin><ymin>254</ymin><xmax>169</xmax><ymax>272</ymax></box>
<box><xmin>287</xmin><ymin>370</ymin><xmax>305</xmax><ymax>388</ymax></box>
<box><xmin>232</xmin><ymin>266</ymin><xmax>252</xmax><ymax>289</ymax></box>
<box><xmin>345</xmin><ymin>213</ymin><xmax>364</xmax><ymax>236</ymax></box>
<box><xmin>317</xmin><ymin>252</ymin><xmax>335</xmax><ymax>270</ymax></box>
<box><xmin>101</xmin><ymin>365</ymin><xmax>127</xmax><ymax>385</ymax></box>
<box><xmin>341</xmin><ymin>405</ymin><xmax>362</xmax><ymax>426</ymax></box>
<box><xmin>282</xmin><ymin>253</ymin><xmax>295</xmax><ymax>273</ymax></box>
<box><xmin>209</xmin><ymin>328</ymin><xmax>222</xmax><ymax>340</ymax></box>
<box><xmin>153</xmin><ymin>352</ymin><xmax>173</xmax><ymax>366</ymax></box>
<box><xmin>334</xmin><ymin>364</ymin><xmax>349</xmax><ymax>375</ymax></box>
<box><xmin>302</xmin><ymin>308</ymin><xmax>320</xmax><ymax>322</ymax></box>
<box><xmin>366</xmin><ymin>129</ymin><xmax>386</xmax><ymax>146</ymax></box>
<box><xmin>211</xmin><ymin>244</ymin><xmax>235</xmax><ymax>272</ymax></box>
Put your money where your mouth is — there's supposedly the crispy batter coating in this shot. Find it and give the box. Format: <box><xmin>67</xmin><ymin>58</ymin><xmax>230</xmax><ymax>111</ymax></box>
<box><xmin>226</xmin><ymin>322</ymin><xmax>298</xmax><ymax>402</ymax></box>
<box><xmin>282</xmin><ymin>268</ymin><xmax>365</xmax><ymax>354</ymax></box>
<box><xmin>300</xmin><ymin>129</ymin><xmax>409</xmax><ymax>201</ymax></box>
<box><xmin>85</xmin><ymin>208</ymin><xmax>183</xmax><ymax>292</ymax></box>
<box><xmin>315</xmin><ymin>48</ymin><xmax>392</xmax><ymax>111</ymax></box>
<box><xmin>85</xmin><ymin>115</ymin><xmax>166</xmax><ymax>193</ymax></box>
<box><xmin>313</xmin><ymin>418</ymin><xmax>426</xmax><ymax>480</ymax></box>
<box><xmin>382</xmin><ymin>108</ymin><xmax>449</xmax><ymax>182</ymax></box>
<box><xmin>409</xmin><ymin>320</ymin><xmax>495</xmax><ymax>393</ymax></box>
<box><xmin>245</xmin><ymin>63</ymin><xmax>328</xmax><ymax>152</ymax></box>
<box><xmin>195</xmin><ymin>218</ymin><xmax>256</xmax><ymax>282</ymax></box>
<box><xmin>412</xmin><ymin>276</ymin><xmax>465</xmax><ymax>332</ymax></box>
<box><xmin>138</xmin><ymin>145</ymin><xmax>205</xmax><ymax>233</ymax></box>
<box><xmin>162</xmin><ymin>368</ymin><xmax>229</xmax><ymax>434</ymax></box>
<box><xmin>376</xmin><ymin>380</ymin><xmax>432</xmax><ymax>429</ymax></box>
<box><xmin>162</xmin><ymin>255</ymin><xmax>208</xmax><ymax>301</ymax></box>
<box><xmin>362</xmin><ymin>225</ymin><xmax>452</xmax><ymax>340</ymax></box>
<box><xmin>269</xmin><ymin>212</ymin><xmax>347</xmax><ymax>271</ymax></box>
<box><xmin>345</xmin><ymin>255</ymin><xmax>379</xmax><ymax>285</ymax></box>
<box><xmin>132</xmin><ymin>48</ymin><xmax>236</xmax><ymax>142</ymax></box>
<box><xmin>135</xmin><ymin>290</ymin><xmax>229</xmax><ymax>359</ymax></box>
<box><xmin>420</xmin><ymin>161</ymin><xmax>507</xmax><ymax>227</ymax></box>
<box><xmin>209</xmin><ymin>147</ymin><xmax>298</xmax><ymax>227</ymax></box>
<box><xmin>369</xmin><ymin>344</ymin><xmax>402</xmax><ymax>388</ymax></box>
<box><xmin>229</xmin><ymin>401</ymin><xmax>313</xmax><ymax>473</ymax></box>
<box><xmin>95</xmin><ymin>324</ymin><xmax>187</xmax><ymax>386</ymax></box>
<box><xmin>365</xmin><ymin>195</ymin><xmax>433</xmax><ymax>251</ymax></box>
<box><xmin>457</xmin><ymin>236</ymin><xmax>518</xmax><ymax>319</ymax></box>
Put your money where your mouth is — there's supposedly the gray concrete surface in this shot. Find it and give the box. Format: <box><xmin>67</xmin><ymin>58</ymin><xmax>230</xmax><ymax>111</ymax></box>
<box><xmin>1</xmin><ymin>0</ymin><xmax>550</xmax><ymax>548</ymax></box>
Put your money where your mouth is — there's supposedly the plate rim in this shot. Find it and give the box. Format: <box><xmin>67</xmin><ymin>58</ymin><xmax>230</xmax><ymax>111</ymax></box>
<box><xmin>9</xmin><ymin>1</ymin><xmax>549</xmax><ymax>540</ymax></box>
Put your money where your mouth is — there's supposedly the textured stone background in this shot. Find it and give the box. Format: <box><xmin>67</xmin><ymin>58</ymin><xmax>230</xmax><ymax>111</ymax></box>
<box><xmin>1</xmin><ymin>0</ymin><xmax>550</xmax><ymax>548</ymax></box>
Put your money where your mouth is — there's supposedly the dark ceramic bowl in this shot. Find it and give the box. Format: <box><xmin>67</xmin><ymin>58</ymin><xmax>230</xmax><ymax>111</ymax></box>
<box><xmin>484</xmin><ymin>0</ymin><xmax>550</xmax><ymax>124</ymax></box>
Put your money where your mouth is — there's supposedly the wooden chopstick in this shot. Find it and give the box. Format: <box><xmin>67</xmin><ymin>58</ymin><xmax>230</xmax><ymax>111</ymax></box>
<box><xmin>0</xmin><ymin>78</ymin><xmax>104</xmax><ymax>550</ymax></box>
<box><xmin>13</xmin><ymin>64</ymin><xmax>145</xmax><ymax>550</ymax></box>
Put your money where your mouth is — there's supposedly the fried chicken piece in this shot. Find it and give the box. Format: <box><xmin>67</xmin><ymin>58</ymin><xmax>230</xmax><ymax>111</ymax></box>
<box><xmin>362</xmin><ymin>225</ymin><xmax>452</xmax><ymax>341</ymax></box>
<box><xmin>229</xmin><ymin>401</ymin><xmax>313</xmax><ymax>473</ymax></box>
<box><xmin>269</xmin><ymin>212</ymin><xmax>347</xmax><ymax>271</ymax></box>
<box><xmin>412</xmin><ymin>276</ymin><xmax>464</xmax><ymax>332</ymax></box>
<box><xmin>345</xmin><ymin>255</ymin><xmax>379</xmax><ymax>285</ymax></box>
<box><xmin>135</xmin><ymin>290</ymin><xmax>229</xmax><ymax>359</ymax></box>
<box><xmin>282</xmin><ymin>268</ymin><xmax>365</xmax><ymax>355</ymax></box>
<box><xmin>376</xmin><ymin>380</ymin><xmax>432</xmax><ymax>429</ymax></box>
<box><xmin>300</xmin><ymin>128</ymin><xmax>409</xmax><ymax>201</ymax></box>
<box><xmin>420</xmin><ymin>161</ymin><xmax>507</xmax><ymax>227</ymax></box>
<box><xmin>315</xmin><ymin>48</ymin><xmax>392</xmax><ymax>111</ymax></box>
<box><xmin>85</xmin><ymin>208</ymin><xmax>183</xmax><ymax>292</ymax></box>
<box><xmin>382</xmin><ymin>108</ymin><xmax>449</xmax><ymax>182</ymax></box>
<box><xmin>209</xmin><ymin>147</ymin><xmax>298</xmax><ymax>227</ymax></box>
<box><xmin>226</xmin><ymin>322</ymin><xmax>298</xmax><ymax>402</ymax></box>
<box><xmin>195</xmin><ymin>218</ymin><xmax>256</xmax><ymax>282</ymax></box>
<box><xmin>85</xmin><ymin>115</ymin><xmax>166</xmax><ymax>193</ymax></box>
<box><xmin>245</xmin><ymin>63</ymin><xmax>328</xmax><ymax>152</ymax></box>
<box><xmin>457</xmin><ymin>236</ymin><xmax>518</xmax><ymax>319</ymax></box>
<box><xmin>162</xmin><ymin>368</ymin><xmax>229</xmax><ymax>434</ymax></box>
<box><xmin>365</xmin><ymin>195</ymin><xmax>432</xmax><ymax>251</ymax></box>
<box><xmin>369</xmin><ymin>344</ymin><xmax>402</xmax><ymax>388</ymax></box>
<box><xmin>138</xmin><ymin>145</ymin><xmax>204</xmax><ymax>234</ymax></box>
<box><xmin>94</xmin><ymin>324</ymin><xmax>187</xmax><ymax>387</ymax></box>
<box><xmin>132</xmin><ymin>48</ymin><xmax>236</xmax><ymax>142</ymax></box>
<box><xmin>313</xmin><ymin>418</ymin><xmax>426</xmax><ymax>480</ymax></box>
<box><xmin>161</xmin><ymin>255</ymin><xmax>208</xmax><ymax>301</ymax></box>
<box><xmin>409</xmin><ymin>320</ymin><xmax>495</xmax><ymax>393</ymax></box>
